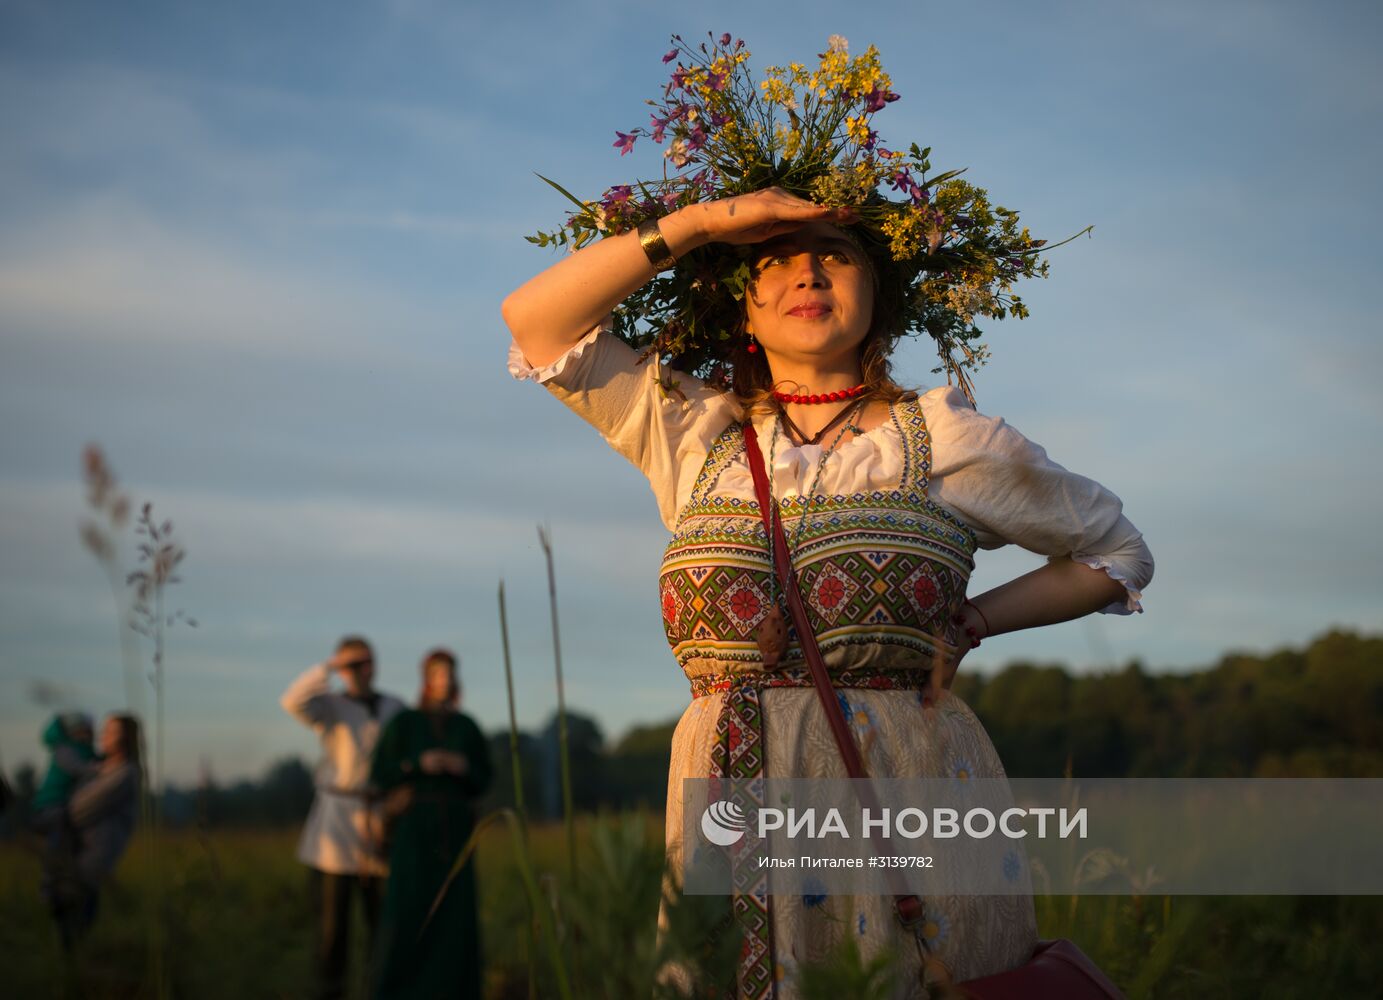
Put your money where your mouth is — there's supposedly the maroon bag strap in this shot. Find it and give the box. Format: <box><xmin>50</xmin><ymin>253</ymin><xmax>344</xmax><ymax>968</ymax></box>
<box><xmin>740</xmin><ymin>421</ymin><xmax>926</xmax><ymax>928</ymax></box>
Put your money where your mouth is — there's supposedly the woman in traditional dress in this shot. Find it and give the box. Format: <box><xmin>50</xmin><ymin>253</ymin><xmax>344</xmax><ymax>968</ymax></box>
<box><xmin>369</xmin><ymin>649</ymin><xmax>493</xmax><ymax>999</ymax></box>
<box><xmin>503</xmin><ymin>189</ymin><xmax>1152</xmax><ymax>995</ymax></box>
<box><xmin>503</xmin><ymin>35</ymin><xmax>1152</xmax><ymax>998</ymax></box>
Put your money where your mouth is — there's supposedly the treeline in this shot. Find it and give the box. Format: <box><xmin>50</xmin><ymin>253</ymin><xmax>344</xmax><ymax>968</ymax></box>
<box><xmin>948</xmin><ymin>627</ymin><xmax>1382</xmax><ymax>779</ymax></box>
<box><xmin>3</xmin><ymin>628</ymin><xmax>1377</xmax><ymax>832</ymax></box>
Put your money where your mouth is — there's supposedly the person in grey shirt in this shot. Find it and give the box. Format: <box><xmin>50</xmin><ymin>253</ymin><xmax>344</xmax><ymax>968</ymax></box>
<box><xmin>43</xmin><ymin>713</ymin><xmax>141</xmax><ymax>949</ymax></box>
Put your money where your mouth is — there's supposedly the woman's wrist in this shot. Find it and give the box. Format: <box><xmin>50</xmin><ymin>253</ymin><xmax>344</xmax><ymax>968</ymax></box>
<box><xmin>950</xmin><ymin>600</ymin><xmax>991</xmax><ymax>650</ymax></box>
<box><xmin>964</xmin><ymin>599</ymin><xmax>992</xmax><ymax>639</ymax></box>
<box><xmin>657</xmin><ymin>206</ymin><xmax>710</xmax><ymax>258</ymax></box>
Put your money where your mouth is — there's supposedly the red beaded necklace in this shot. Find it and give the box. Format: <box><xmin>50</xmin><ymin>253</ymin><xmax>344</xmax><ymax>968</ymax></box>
<box><xmin>771</xmin><ymin>384</ymin><xmax>870</xmax><ymax>405</ymax></box>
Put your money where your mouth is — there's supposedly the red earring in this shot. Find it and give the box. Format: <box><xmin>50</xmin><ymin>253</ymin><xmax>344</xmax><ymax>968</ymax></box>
<box><xmin>746</xmin><ymin>331</ymin><xmax>758</xmax><ymax>354</ymax></box>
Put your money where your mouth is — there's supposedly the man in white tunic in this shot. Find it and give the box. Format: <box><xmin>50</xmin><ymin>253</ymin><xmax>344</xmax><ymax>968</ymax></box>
<box><xmin>281</xmin><ymin>636</ymin><xmax>403</xmax><ymax>1000</ymax></box>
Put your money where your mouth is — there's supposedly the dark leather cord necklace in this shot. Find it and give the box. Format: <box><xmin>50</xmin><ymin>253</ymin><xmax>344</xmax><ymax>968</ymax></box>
<box><xmin>778</xmin><ymin>397</ymin><xmax>868</xmax><ymax>447</ymax></box>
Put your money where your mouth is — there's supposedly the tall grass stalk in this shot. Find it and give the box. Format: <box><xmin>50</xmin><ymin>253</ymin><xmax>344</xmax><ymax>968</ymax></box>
<box><xmin>79</xmin><ymin>454</ymin><xmax>188</xmax><ymax>998</ymax></box>
<box><xmin>498</xmin><ymin>581</ymin><xmax>527</xmax><ymax>823</ymax></box>
<box><xmin>536</xmin><ymin>526</ymin><xmax>576</xmax><ymax>879</ymax></box>
<box><xmin>79</xmin><ymin>447</ymin><xmax>145</xmax><ymax>725</ymax></box>
<box><xmin>128</xmin><ymin>502</ymin><xmax>193</xmax><ymax>1000</ymax></box>
<box><xmin>498</xmin><ymin>579</ymin><xmax>538</xmax><ymax>1000</ymax></box>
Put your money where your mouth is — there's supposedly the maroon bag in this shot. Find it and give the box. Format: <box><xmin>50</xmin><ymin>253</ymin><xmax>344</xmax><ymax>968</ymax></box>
<box><xmin>741</xmin><ymin>421</ymin><xmax>1123</xmax><ymax>1000</ymax></box>
<box><xmin>953</xmin><ymin>938</ymin><xmax>1124</xmax><ymax>998</ymax></box>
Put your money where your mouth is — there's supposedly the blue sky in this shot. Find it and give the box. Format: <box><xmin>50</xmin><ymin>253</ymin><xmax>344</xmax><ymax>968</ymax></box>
<box><xmin>2</xmin><ymin>0</ymin><xmax>1379</xmax><ymax>782</ymax></box>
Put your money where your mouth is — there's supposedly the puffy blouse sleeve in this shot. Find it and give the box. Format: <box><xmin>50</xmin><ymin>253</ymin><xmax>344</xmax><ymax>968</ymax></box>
<box><xmin>919</xmin><ymin>386</ymin><xmax>1154</xmax><ymax>615</ymax></box>
<box><xmin>508</xmin><ymin>321</ymin><xmax>741</xmax><ymax>529</ymax></box>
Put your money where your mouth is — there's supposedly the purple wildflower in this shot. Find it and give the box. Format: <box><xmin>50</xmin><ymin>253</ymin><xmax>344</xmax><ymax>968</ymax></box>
<box><xmin>661</xmin><ymin>190</ymin><xmax>681</xmax><ymax>210</ymax></box>
<box><xmin>687</xmin><ymin>124</ymin><xmax>706</xmax><ymax>151</ymax></box>
<box><xmin>662</xmin><ymin>48</ymin><xmax>678</xmax><ymax>64</ymax></box>
<box><xmin>719</xmin><ymin>32</ymin><xmax>731</xmax><ymax>46</ymax></box>
<box><xmin>606</xmin><ymin>184</ymin><xmax>632</xmax><ymax>204</ymax></box>
<box><xmin>888</xmin><ymin>168</ymin><xmax>929</xmax><ymax>206</ymax></box>
<box><xmin>708</xmin><ymin>70</ymin><xmax>728</xmax><ymax>91</ymax></box>
<box><xmin>613</xmin><ymin>131</ymin><xmax>637</xmax><ymax>155</ymax></box>
<box><xmin>863</xmin><ymin>87</ymin><xmax>901</xmax><ymax>113</ymax></box>
<box><xmin>649</xmin><ymin>113</ymin><xmax>667</xmax><ymax>143</ymax></box>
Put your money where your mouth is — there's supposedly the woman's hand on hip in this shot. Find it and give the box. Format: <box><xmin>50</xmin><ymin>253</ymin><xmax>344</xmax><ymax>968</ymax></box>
<box><xmin>925</xmin><ymin>603</ymin><xmax>986</xmax><ymax>708</ymax></box>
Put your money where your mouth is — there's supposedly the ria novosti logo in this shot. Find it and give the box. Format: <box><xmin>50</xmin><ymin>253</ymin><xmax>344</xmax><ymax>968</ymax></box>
<box><xmin>700</xmin><ymin>801</ymin><xmax>748</xmax><ymax>846</ymax></box>
<box><xmin>700</xmin><ymin>803</ymin><xmax>1089</xmax><ymax>844</ymax></box>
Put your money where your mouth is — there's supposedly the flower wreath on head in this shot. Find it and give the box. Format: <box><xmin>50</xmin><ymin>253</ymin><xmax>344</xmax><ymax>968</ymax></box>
<box><xmin>527</xmin><ymin>32</ymin><xmax>1089</xmax><ymax>404</ymax></box>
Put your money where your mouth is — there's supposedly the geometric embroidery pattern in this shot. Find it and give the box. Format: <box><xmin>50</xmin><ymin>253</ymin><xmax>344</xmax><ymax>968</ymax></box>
<box><xmin>901</xmin><ymin>561</ymin><xmax>950</xmax><ymax>628</ymax></box>
<box><xmin>715</xmin><ymin>576</ymin><xmax>772</xmax><ymax>637</ymax></box>
<box><xmin>660</xmin><ymin>575</ymin><xmax>685</xmax><ymax>628</ymax></box>
<box><xmin>710</xmin><ymin>683</ymin><xmax>774</xmax><ymax>1000</ymax></box>
<box><xmin>806</xmin><ymin>559</ymin><xmax>860</xmax><ymax>625</ymax></box>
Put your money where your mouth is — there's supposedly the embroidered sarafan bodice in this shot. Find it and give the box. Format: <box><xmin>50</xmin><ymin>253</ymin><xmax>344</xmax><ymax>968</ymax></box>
<box><xmin>659</xmin><ymin>400</ymin><xmax>979</xmax><ymax>683</ymax></box>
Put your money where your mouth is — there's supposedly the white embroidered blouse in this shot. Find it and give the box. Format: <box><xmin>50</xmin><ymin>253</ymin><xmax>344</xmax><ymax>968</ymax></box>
<box><xmin>508</xmin><ymin>325</ymin><xmax>1153</xmax><ymax>615</ymax></box>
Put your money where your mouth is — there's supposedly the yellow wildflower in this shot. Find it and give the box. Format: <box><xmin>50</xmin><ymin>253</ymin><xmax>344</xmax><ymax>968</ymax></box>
<box><xmin>845</xmin><ymin>115</ymin><xmax>872</xmax><ymax>147</ymax></box>
<box><xmin>881</xmin><ymin>207</ymin><xmax>926</xmax><ymax>260</ymax></box>
<box><xmin>774</xmin><ymin>123</ymin><xmax>803</xmax><ymax>161</ymax></box>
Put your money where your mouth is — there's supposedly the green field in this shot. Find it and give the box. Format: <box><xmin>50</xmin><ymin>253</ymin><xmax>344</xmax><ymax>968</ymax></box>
<box><xmin>2</xmin><ymin>818</ymin><xmax>1379</xmax><ymax>999</ymax></box>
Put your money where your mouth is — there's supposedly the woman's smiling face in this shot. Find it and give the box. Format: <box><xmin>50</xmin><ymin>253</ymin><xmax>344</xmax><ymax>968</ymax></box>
<box><xmin>744</xmin><ymin>221</ymin><xmax>875</xmax><ymax>368</ymax></box>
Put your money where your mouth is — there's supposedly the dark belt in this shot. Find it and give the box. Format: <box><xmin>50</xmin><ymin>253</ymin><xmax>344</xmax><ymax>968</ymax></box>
<box><xmin>689</xmin><ymin>665</ymin><xmax>929</xmax><ymax>698</ymax></box>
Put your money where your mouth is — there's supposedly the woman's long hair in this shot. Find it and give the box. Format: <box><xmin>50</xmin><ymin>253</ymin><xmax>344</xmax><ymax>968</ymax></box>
<box><xmin>109</xmin><ymin>713</ymin><xmax>142</xmax><ymax>768</ymax></box>
<box><xmin>417</xmin><ymin>648</ymin><xmax>459</xmax><ymax>712</ymax></box>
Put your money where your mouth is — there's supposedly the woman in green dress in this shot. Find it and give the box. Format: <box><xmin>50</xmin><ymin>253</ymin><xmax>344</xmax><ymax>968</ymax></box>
<box><xmin>370</xmin><ymin>649</ymin><xmax>493</xmax><ymax>999</ymax></box>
